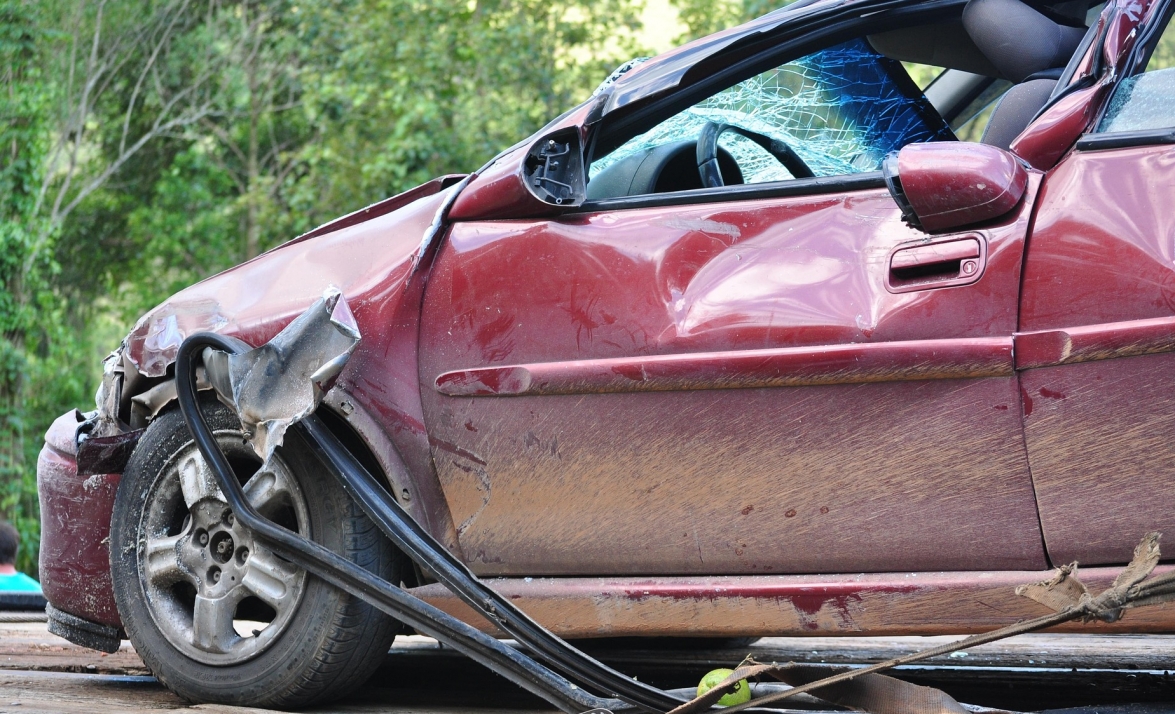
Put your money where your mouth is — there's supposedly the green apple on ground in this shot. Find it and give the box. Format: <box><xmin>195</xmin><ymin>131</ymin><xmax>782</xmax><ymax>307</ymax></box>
<box><xmin>696</xmin><ymin>668</ymin><xmax>751</xmax><ymax>706</ymax></box>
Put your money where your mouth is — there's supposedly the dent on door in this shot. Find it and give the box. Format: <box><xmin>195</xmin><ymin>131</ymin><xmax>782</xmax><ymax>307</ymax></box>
<box><xmin>419</xmin><ymin>182</ymin><xmax>1046</xmax><ymax>576</ymax></box>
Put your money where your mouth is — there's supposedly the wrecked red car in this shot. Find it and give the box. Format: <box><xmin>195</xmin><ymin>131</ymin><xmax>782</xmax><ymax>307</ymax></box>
<box><xmin>35</xmin><ymin>0</ymin><xmax>1175</xmax><ymax>707</ymax></box>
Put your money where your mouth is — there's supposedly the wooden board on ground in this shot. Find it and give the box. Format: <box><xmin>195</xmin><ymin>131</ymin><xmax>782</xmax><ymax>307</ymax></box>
<box><xmin>5</xmin><ymin>622</ymin><xmax>1175</xmax><ymax>712</ymax></box>
<box><xmin>588</xmin><ymin>633</ymin><xmax>1175</xmax><ymax>670</ymax></box>
<box><xmin>0</xmin><ymin>621</ymin><xmax>147</xmax><ymax>676</ymax></box>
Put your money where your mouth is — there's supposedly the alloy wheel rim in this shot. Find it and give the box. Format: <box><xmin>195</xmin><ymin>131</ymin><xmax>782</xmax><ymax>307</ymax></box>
<box><xmin>138</xmin><ymin>432</ymin><xmax>309</xmax><ymax>666</ymax></box>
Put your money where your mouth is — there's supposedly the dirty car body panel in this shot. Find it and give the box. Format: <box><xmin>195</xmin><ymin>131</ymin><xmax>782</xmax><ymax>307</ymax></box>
<box><xmin>419</xmin><ymin>181</ymin><xmax>1045</xmax><ymax>576</ymax></box>
<box><xmin>36</xmin><ymin>0</ymin><xmax>1175</xmax><ymax>645</ymax></box>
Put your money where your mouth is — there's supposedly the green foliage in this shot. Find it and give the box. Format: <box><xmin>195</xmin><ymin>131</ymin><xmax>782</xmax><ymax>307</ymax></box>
<box><xmin>0</xmin><ymin>0</ymin><xmax>78</xmax><ymax>576</ymax></box>
<box><xmin>293</xmin><ymin>0</ymin><xmax>646</xmax><ymax>216</ymax></box>
<box><xmin>902</xmin><ymin>61</ymin><xmax>943</xmax><ymax>90</ymax></box>
<box><xmin>73</xmin><ymin>0</ymin><xmax>652</xmax><ymax>325</ymax></box>
<box><xmin>1146</xmin><ymin>17</ymin><xmax>1175</xmax><ymax>71</ymax></box>
<box><xmin>0</xmin><ymin>0</ymin><xmax>40</xmax><ymax>575</ymax></box>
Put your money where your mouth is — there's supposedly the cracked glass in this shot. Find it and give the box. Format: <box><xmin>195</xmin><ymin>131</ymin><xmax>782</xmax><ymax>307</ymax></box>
<box><xmin>591</xmin><ymin>38</ymin><xmax>954</xmax><ymax>185</ymax></box>
<box><xmin>1098</xmin><ymin>15</ymin><xmax>1175</xmax><ymax>133</ymax></box>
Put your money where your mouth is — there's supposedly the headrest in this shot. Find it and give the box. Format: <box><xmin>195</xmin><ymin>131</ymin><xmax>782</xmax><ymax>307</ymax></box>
<box><xmin>963</xmin><ymin>0</ymin><xmax>1088</xmax><ymax>82</ymax></box>
<box><xmin>867</xmin><ymin>20</ymin><xmax>1002</xmax><ymax>77</ymax></box>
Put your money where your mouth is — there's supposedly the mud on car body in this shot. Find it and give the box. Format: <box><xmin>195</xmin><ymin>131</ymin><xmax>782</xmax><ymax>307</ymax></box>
<box><xmin>36</xmin><ymin>0</ymin><xmax>1175</xmax><ymax>706</ymax></box>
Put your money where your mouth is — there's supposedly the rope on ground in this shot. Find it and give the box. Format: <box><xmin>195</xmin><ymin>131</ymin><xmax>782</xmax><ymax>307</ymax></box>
<box><xmin>664</xmin><ymin>531</ymin><xmax>1175</xmax><ymax>714</ymax></box>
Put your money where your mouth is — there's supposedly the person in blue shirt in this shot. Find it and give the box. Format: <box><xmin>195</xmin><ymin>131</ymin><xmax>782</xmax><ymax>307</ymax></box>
<box><xmin>0</xmin><ymin>521</ymin><xmax>41</xmax><ymax>592</ymax></box>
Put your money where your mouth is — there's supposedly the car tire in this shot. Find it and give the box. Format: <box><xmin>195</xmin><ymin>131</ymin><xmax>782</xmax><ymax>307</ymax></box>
<box><xmin>110</xmin><ymin>399</ymin><xmax>402</xmax><ymax>708</ymax></box>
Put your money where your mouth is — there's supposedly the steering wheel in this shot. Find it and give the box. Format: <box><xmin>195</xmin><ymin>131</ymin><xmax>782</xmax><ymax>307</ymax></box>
<box><xmin>696</xmin><ymin>121</ymin><xmax>815</xmax><ymax>188</ymax></box>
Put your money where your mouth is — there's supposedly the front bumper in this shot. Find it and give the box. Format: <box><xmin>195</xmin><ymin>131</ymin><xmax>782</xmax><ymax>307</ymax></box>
<box><xmin>36</xmin><ymin>410</ymin><xmax>124</xmax><ymax>640</ymax></box>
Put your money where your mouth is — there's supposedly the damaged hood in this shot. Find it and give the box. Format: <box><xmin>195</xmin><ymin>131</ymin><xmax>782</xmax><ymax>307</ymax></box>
<box><xmin>123</xmin><ymin>177</ymin><xmax>461</xmax><ymax>379</ymax></box>
<box><xmin>200</xmin><ymin>287</ymin><xmax>361</xmax><ymax>470</ymax></box>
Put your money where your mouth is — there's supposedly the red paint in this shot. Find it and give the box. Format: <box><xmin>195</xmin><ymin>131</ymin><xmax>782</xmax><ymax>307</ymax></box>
<box><xmin>420</xmin><ymin>176</ymin><xmax>1046</xmax><ymax>576</ymax></box>
<box><xmin>1020</xmin><ymin>148</ymin><xmax>1175</xmax><ymax>332</ymax></box>
<box><xmin>450</xmin><ymin>102</ymin><xmax>597</xmax><ymax>222</ymax></box>
<box><xmin>119</xmin><ymin>187</ymin><xmax>463</xmax><ymax>549</ymax></box>
<box><xmin>428</xmin><ymin>436</ymin><xmax>488</xmax><ymax>467</ymax></box>
<box><xmin>1011</xmin><ymin>83</ymin><xmax>1106</xmax><ymax>170</ymax></box>
<box><xmin>789</xmin><ymin>589</ymin><xmax>863</xmax><ymax>630</ymax></box>
<box><xmin>435</xmin><ymin>337</ymin><xmax>1013</xmax><ymax>397</ymax></box>
<box><xmin>613</xmin><ymin>581</ymin><xmax>884</xmax><ymax>629</ymax></box>
<box><xmin>447</xmin><ymin>146</ymin><xmax>547</xmax><ymax>222</ymax></box>
<box><xmin>1020</xmin><ymin>355</ymin><xmax>1175</xmax><ymax>566</ymax></box>
<box><xmin>614</xmin><ymin>580</ymin><xmax>920</xmax><ymax>603</ymax></box>
<box><xmin>410</xmin><ymin>568</ymin><xmax>1175</xmax><ymax>637</ymax></box>
<box><xmin>292</xmin><ymin>175</ymin><xmax>464</xmax><ymax>244</ymax></box>
<box><xmin>1019</xmin><ymin>132</ymin><xmax>1175</xmax><ymax>569</ymax></box>
<box><xmin>1102</xmin><ymin>0</ymin><xmax>1150</xmax><ymax>68</ymax></box>
<box><xmin>896</xmin><ymin>143</ymin><xmax>1028</xmax><ymax>232</ymax></box>
<box><xmin>36</xmin><ymin>411</ymin><xmax>122</xmax><ymax>628</ymax></box>
<box><xmin>1016</xmin><ymin>316</ymin><xmax>1175</xmax><ymax>369</ymax></box>
<box><xmin>436</xmin><ymin>366</ymin><xmax>530</xmax><ymax>397</ymax></box>
<box><xmin>890</xmin><ymin>238</ymin><xmax>980</xmax><ymax>270</ymax></box>
<box><xmin>1014</xmin><ymin>328</ymin><xmax>1073</xmax><ymax>369</ymax></box>
<box><xmin>426</xmin><ymin>183</ymin><xmax>1038</xmax><ymax>363</ymax></box>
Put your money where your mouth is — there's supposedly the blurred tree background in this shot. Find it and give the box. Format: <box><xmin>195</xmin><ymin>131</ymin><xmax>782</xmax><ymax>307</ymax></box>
<box><xmin>0</xmin><ymin>0</ymin><xmax>787</xmax><ymax>576</ymax></box>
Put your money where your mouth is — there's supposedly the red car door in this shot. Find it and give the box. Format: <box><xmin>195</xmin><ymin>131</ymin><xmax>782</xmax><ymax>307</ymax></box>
<box><xmin>417</xmin><ymin>36</ymin><xmax>1047</xmax><ymax>577</ymax></box>
<box><xmin>1017</xmin><ymin>7</ymin><xmax>1175</xmax><ymax>568</ymax></box>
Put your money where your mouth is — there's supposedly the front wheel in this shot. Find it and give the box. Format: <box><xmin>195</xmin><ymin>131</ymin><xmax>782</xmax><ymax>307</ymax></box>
<box><xmin>111</xmin><ymin>401</ymin><xmax>402</xmax><ymax>708</ymax></box>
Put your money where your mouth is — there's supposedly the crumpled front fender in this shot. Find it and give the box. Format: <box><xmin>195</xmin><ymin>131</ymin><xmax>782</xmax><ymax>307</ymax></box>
<box><xmin>123</xmin><ymin>176</ymin><xmax>461</xmax><ymax>380</ymax></box>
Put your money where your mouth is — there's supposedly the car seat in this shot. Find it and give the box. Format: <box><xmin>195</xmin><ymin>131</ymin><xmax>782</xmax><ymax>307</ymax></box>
<box><xmin>963</xmin><ymin>0</ymin><xmax>1088</xmax><ymax>149</ymax></box>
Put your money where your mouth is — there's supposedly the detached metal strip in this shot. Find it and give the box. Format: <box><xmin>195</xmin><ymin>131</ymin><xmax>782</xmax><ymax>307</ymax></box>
<box><xmin>174</xmin><ymin>333</ymin><xmax>621</xmax><ymax>714</ymax></box>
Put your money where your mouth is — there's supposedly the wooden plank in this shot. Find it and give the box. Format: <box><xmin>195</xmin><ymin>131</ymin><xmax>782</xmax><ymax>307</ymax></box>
<box><xmin>6</xmin><ymin>622</ymin><xmax>1175</xmax><ymax>712</ymax></box>
<box><xmin>0</xmin><ymin>622</ymin><xmax>147</xmax><ymax>677</ymax></box>
<box><xmin>591</xmin><ymin>633</ymin><xmax>1175</xmax><ymax>671</ymax></box>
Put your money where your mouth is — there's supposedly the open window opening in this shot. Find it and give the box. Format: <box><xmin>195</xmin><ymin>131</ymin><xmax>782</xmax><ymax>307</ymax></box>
<box><xmin>584</xmin><ymin>0</ymin><xmax>1106</xmax><ymax>203</ymax></box>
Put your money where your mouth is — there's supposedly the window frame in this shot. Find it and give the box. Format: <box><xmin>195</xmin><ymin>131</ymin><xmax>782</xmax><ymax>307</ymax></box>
<box><xmin>1078</xmin><ymin>0</ymin><xmax>1175</xmax><ymax>152</ymax></box>
<box><xmin>575</xmin><ymin>3</ymin><xmax>964</xmax><ymax>213</ymax></box>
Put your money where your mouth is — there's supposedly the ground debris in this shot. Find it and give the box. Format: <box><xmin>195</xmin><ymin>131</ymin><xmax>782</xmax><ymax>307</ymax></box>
<box><xmin>666</xmin><ymin>532</ymin><xmax>1175</xmax><ymax>714</ymax></box>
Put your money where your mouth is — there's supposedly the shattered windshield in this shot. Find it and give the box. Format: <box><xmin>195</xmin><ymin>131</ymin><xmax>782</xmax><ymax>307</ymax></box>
<box><xmin>591</xmin><ymin>38</ymin><xmax>954</xmax><ymax>183</ymax></box>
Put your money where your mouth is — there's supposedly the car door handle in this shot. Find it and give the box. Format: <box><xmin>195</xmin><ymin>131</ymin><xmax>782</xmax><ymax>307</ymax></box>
<box><xmin>887</xmin><ymin>237</ymin><xmax>985</xmax><ymax>292</ymax></box>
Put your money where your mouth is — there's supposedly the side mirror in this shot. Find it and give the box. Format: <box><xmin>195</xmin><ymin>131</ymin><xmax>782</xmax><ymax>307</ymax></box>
<box><xmin>882</xmin><ymin>143</ymin><xmax>1028</xmax><ymax>233</ymax></box>
<box><xmin>448</xmin><ymin>128</ymin><xmax>586</xmax><ymax>221</ymax></box>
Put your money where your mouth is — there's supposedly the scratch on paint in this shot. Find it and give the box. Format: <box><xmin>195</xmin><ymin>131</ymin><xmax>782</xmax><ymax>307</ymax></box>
<box><xmin>692</xmin><ymin>525</ymin><xmax>704</xmax><ymax>565</ymax></box>
<box><xmin>661</xmin><ymin>217</ymin><xmax>742</xmax><ymax>239</ymax></box>
<box><xmin>429</xmin><ymin>437</ymin><xmax>487</xmax><ymax>466</ymax></box>
<box><xmin>451</xmin><ymin>461</ymin><xmax>492</xmax><ymax>537</ymax></box>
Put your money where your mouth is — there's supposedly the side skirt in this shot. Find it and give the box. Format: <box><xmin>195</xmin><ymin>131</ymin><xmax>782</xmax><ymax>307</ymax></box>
<box><xmin>410</xmin><ymin>568</ymin><xmax>1175</xmax><ymax>638</ymax></box>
